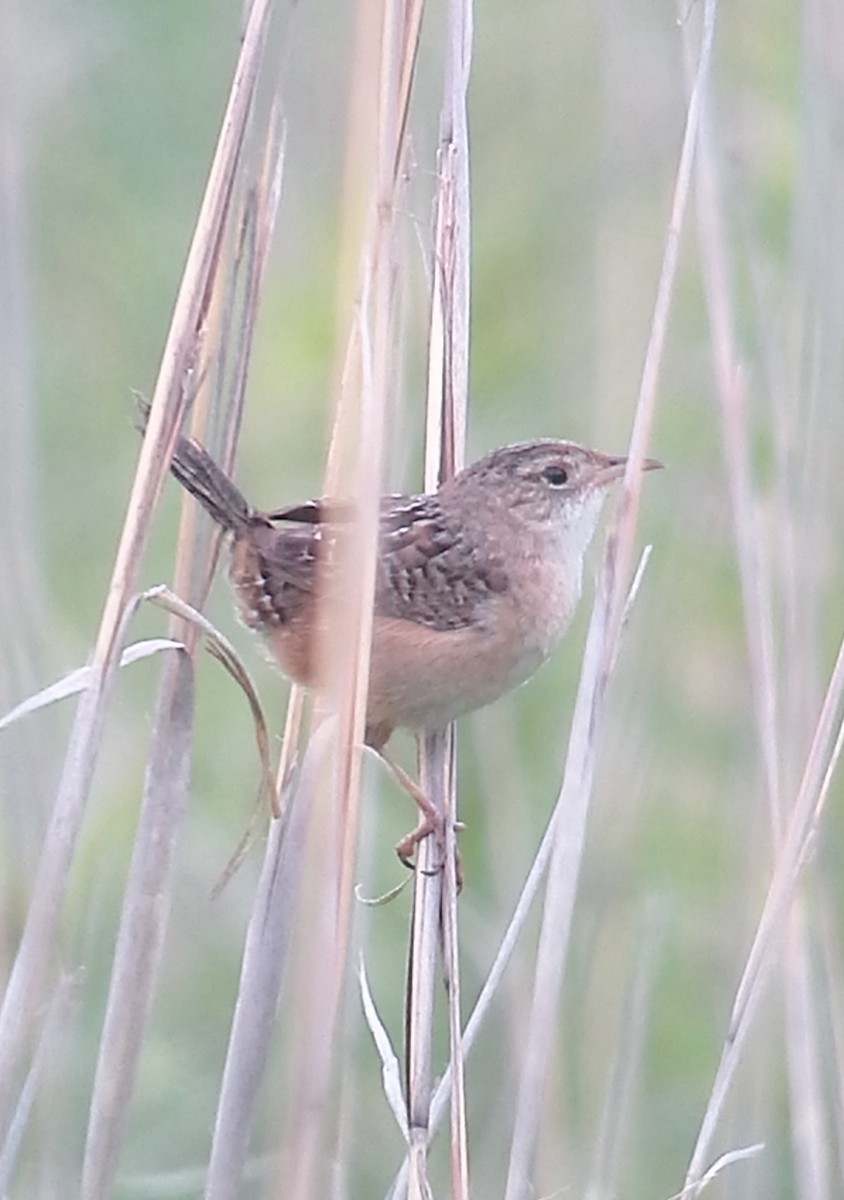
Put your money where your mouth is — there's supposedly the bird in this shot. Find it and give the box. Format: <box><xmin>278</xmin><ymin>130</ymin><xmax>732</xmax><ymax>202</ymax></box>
<box><xmin>155</xmin><ymin>420</ymin><xmax>660</xmax><ymax>864</ymax></box>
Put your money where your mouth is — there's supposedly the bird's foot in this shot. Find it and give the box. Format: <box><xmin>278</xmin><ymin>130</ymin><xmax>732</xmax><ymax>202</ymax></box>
<box><xmin>375</xmin><ymin>749</ymin><xmax>463</xmax><ymax>887</ymax></box>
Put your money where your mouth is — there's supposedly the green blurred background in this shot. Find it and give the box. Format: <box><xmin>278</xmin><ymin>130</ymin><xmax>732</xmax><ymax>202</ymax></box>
<box><xmin>2</xmin><ymin>0</ymin><xmax>843</xmax><ymax>1196</ymax></box>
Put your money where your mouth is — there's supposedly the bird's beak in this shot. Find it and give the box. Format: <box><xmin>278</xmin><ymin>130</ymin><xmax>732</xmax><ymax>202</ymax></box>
<box><xmin>595</xmin><ymin>454</ymin><xmax>664</xmax><ymax>486</ymax></box>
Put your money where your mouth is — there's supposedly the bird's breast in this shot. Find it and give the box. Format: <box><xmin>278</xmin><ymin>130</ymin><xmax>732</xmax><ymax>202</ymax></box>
<box><xmin>501</xmin><ymin>543</ymin><xmax>581</xmax><ymax>664</ymax></box>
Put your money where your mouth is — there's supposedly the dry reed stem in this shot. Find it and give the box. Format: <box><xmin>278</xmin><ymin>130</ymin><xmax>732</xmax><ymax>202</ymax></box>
<box><xmin>690</xmin><ymin>34</ymin><xmax>835</xmax><ymax>1197</ymax></box>
<box><xmin>584</xmin><ymin>903</ymin><xmax>662</xmax><ymax>1200</ymax></box>
<box><xmin>0</xmin><ymin>0</ymin><xmax>277</xmax><ymax>1142</ymax></box>
<box><xmin>81</xmin><ymin>649</ymin><xmax>196</xmax><ymax>1200</ymax></box>
<box><xmin>692</xmin><ymin>104</ymin><xmax>782</xmax><ymax>832</ymax></box>
<box><xmin>434</xmin><ymin>142</ymin><xmax>470</xmax><ymax>1200</ymax></box>
<box><xmin>501</xmin><ymin>568</ymin><xmax>613</xmax><ymax>1200</ymax></box>
<box><xmin>0</xmin><ymin>6</ymin><xmax>48</xmax><ymax>750</ymax></box>
<box><xmin>267</xmin><ymin>117</ymin><xmax>304</xmax><ymax>809</ymax></box>
<box><xmin>405</xmin><ymin>758</ymin><xmax>445</xmax><ymax>1200</ymax></box>
<box><xmin>432</xmin><ymin>20</ymin><xmax>473</xmax><ymax>1200</ymax></box>
<box><xmin>204</xmin><ymin>721</ymin><xmax>336</xmax><ymax>1200</ymax></box>
<box><xmin>503</xmin><ymin>4</ymin><xmax>718</xmax><ymax>1194</ymax></box>
<box><xmin>682</xmin><ymin>633</ymin><xmax>844</xmax><ymax>1191</ymax></box>
<box><xmin>80</xmin><ymin>34</ymin><xmax>285</xmax><ymax>1200</ymax></box>
<box><xmin>784</xmin><ymin>906</ymin><xmax>831</xmax><ymax>1198</ymax></box>
<box><xmin>386</xmin><ymin>549</ymin><xmax>653</xmax><ymax>1200</ymax></box>
<box><xmin>442</xmin><ymin>790</ymin><xmax>468</xmax><ymax>1200</ymax></box>
<box><xmin>203</xmin><ymin>5</ymin><xmax>422</xmax><ymax>1197</ymax></box>
<box><xmin>402</xmin><ymin>1</ymin><xmax>474</xmax><ymax>1195</ymax></box>
<box><xmin>819</xmin><ymin>893</ymin><xmax>844</xmax><ymax>1190</ymax></box>
<box><xmin>0</xmin><ymin>973</ymin><xmax>78</xmax><ymax>1192</ymax></box>
<box><xmin>284</xmin><ymin>17</ymin><xmax>416</xmax><ymax>1200</ymax></box>
<box><xmin>691</xmin><ymin>7</ymin><xmax>844</xmax><ymax>1191</ymax></box>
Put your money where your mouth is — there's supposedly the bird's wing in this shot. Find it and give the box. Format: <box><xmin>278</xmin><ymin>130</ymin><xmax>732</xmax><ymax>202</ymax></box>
<box><xmin>375</xmin><ymin>495</ymin><xmax>510</xmax><ymax>631</ymax></box>
<box><xmin>252</xmin><ymin>493</ymin><xmax>510</xmax><ymax>633</ymax></box>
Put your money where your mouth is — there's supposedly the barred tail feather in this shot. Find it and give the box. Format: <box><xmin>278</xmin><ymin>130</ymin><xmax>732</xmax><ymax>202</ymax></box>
<box><xmin>168</xmin><ymin>436</ymin><xmax>252</xmax><ymax>532</ymax></box>
<box><xmin>134</xmin><ymin>396</ymin><xmax>252</xmax><ymax>531</ymax></box>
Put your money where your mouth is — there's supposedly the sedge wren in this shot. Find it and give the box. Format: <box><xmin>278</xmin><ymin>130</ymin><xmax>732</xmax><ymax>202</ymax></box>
<box><xmin>158</xmin><ymin>423</ymin><xmax>659</xmax><ymax>862</ymax></box>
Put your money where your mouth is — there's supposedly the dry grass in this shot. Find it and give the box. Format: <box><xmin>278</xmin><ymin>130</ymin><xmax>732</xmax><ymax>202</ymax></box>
<box><xmin>2</xmin><ymin>1</ymin><xmax>844</xmax><ymax>1198</ymax></box>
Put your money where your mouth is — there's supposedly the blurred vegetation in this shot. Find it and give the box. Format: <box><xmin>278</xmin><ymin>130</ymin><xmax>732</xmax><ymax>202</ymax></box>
<box><xmin>2</xmin><ymin>0</ymin><xmax>843</xmax><ymax>1197</ymax></box>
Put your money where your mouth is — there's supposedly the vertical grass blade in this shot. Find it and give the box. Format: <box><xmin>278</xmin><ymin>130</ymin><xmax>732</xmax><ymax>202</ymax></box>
<box><xmin>0</xmin><ymin>0</ymin><xmax>276</xmax><ymax>1161</ymax></box>
<box><xmin>504</xmin><ymin>5</ymin><xmax>718</xmax><ymax>1193</ymax></box>
<box><xmin>80</xmin><ymin>651</ymin><xmax>194</xmax><ymax>1200</ymax></box>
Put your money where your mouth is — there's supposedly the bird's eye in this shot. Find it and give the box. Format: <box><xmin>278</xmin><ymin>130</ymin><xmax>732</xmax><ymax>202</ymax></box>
<box><xmin>542</xmin><ymin>464</ymin><xmax>569</xmax><ymax>487</ymax></box>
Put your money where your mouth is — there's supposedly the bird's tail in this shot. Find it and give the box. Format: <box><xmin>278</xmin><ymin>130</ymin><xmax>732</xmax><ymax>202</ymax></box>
<box><xmin>168</xmin><ymin>435</ymin><xmax>252</xmax><ymax>532</ymax></box>
<box><xmin>135</xmin><ymin>397</ymin><xmax>252</xmax><ymax>532</ymax></box>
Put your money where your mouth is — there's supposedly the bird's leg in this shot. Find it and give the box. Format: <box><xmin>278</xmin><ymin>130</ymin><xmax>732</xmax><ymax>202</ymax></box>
<box><xmin>373</xmin><ymin>749</ymin><xmax>445</xmax><ymax>868</ymax></box>
<box><xmin>367</xmin><ymin>745</ymin><xmax>464</xmax><ymax>887</ymax></box>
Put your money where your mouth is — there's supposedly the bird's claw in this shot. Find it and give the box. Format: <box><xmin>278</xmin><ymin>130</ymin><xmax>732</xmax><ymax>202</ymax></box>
<box><xmin>395</xmin><ymin>814</ymin><xmax>463</xmax><ymax>889</ymax></box>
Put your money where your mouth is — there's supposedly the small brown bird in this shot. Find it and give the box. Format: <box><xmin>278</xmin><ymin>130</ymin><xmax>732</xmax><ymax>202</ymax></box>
<box><xmin>161</xmin><ymin>426</ymin><xmax>659</xmax><ymax>861</ymax></box>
